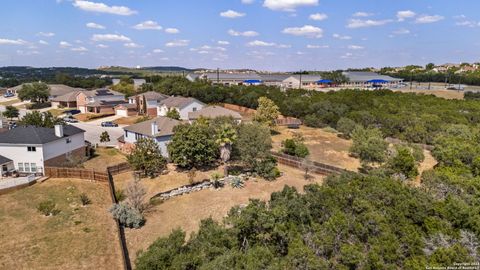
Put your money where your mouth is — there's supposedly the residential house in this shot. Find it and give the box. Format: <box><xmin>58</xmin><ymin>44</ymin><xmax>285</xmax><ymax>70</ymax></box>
<box><xmin>7</xmin><ymin>84</ymin><xmax>84</xmax><ymax>99</ymax></box>
<box><xmin>0</xmin><ymin>125</ymin><xmax>86</xmax><ymax>175</ymax></box>
<box><xmin>51</xmin><ymin>90</ymin><xmax>84</xmax><ymax>109</ymax></box>
<box><xmin>76</xmin><ymin>89</ymin><xmax>126</xmax><ymax>114</ymax></box>
<box><xmin>126</xmin><ymin>91</ymin><xmax>170</xmax><ymax>116</ymax></box>
<box><xmin>157</xmin><ymin>96</ymin><xmax>205</xmax><ymax>120</ymax></box>
<box><xmin>188</xmin><ymin>106</ymin><xmax>242</xmax><ymax>123</ymax></box>
<box><xmin>118</xmin><ymin>116</ymin><xmax>181</xmax><ymax>158</ymax></box>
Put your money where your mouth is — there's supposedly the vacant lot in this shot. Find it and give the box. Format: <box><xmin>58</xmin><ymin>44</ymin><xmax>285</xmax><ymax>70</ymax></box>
<box><xmin>394</xmin><ymin>88</ymin><xmax>464</xmax><ymax>100</ymax></box>
<box><xmin>272</xmin><ymin>126</ymin><xmax>360</xmax><ymax>171</ymax></box>
<box><xmin>123</xmin><ymin>164</ymin><xmax>323</xmax><ymax>262</ymax></box>
<box><xmin>0</xmin><ymin>98</ymin><xmax>21</xmax><ymax>106</ymax></box>
<box><xmin>83</xmin><ymin>147</ymin><xmax>127</xmax><ymax>170</ymax></box>
<box><xmin>0</xmin><ymin>178</ymin><xmax>122</xmax><ymax>270</ymax></box>
<box><xmin>114</xmin><ymin>116</ymin><xmax>150</xmax><ymax>125</ymax></box>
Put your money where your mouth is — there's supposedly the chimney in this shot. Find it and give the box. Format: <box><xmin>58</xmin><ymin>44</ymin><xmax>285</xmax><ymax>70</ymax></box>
<box><xmin>54</xmin><ymin>125</ymin><xmax>64</xmax><ymax>138</ymax></box>
<box><xmin>151</xmin><ymin>122</ymin><xmax>158</xmax><ymax>136</ymax></box>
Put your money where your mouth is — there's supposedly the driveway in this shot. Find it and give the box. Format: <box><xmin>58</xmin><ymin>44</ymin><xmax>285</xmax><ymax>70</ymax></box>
<box><xmin>87</xmin><ymin>114</ymin><xmax>124</xmax><ymax>126</ymax></box>
<box><xmin>69</xmin><ymin>121</ymin><xmax>125</xmax><ymax>147</ymax></box>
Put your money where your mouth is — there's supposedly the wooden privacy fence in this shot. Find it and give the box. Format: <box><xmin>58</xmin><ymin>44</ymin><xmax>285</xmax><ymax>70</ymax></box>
<box><xmin>106</xmin><ymin>162</ymin><xmax>131</xmax><ymax>176</ymax></box>
<box><xmin>44</xmin><ymin>167</ymin><xmax>109</xmax><ymax>182</ymax></box>
<box><xmin>270</xmin><ymin>151</ymin><xmax>349</xmax><ymax>175</ymax></box>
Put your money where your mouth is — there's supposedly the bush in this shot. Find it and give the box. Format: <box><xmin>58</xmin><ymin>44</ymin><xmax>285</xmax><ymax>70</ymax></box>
<box><xmin>254</xmin><ymin>156</ymin><xmax>281</xmax><ymax>180</ymax></box>
<box><xmin>231</xmin><ymin>177</ymin><xmax>244</xmax><ymax>188</ymax></box>
<box><xmin>109</xmin><ymin>203</ymin><xmax>145</xmax><ymax>229</ymax></box>
<box><xmin>37</xmin><ymin>200</ymin><xmax>60</xmax><ymax>216</ymax></box>
<box><xmin>115</xmin><ymin>189</ymin><xmax>126</xmax><ymax>202</ymax></box>
<box><xmin>336</xmin><ymin>117</ymin><xmax>358</xmax><ymax>139</ymax></box>
<box><xmin>80</xmin><ymin>193</ymin><xmax>91</xmax><ymax>206</ymax></box>
<box><xmin>281</xmin><ymin>138</ymin><xmax>309</xmax><ymax>158</ymax></box>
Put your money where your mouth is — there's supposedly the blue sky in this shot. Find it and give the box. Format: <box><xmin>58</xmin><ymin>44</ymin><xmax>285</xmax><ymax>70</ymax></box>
<box><xmin>0</xmin><ymin>0</ymin><xmax>479</xmax><ymax>71</ymax></box>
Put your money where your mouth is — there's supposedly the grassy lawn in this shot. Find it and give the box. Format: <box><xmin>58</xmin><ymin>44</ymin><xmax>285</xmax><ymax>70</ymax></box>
<box><xmin>73</xmin><ymin>113</ymin><xmax>114</xmax><ymax>122</ymax></box>
<box><xmin>0</xmin><ymin>178</ymin><xmax>122</xmax><ymax>269</ymax></box>
<box><xmin>83</xmin><ymin>147</ymin><xmax>127</xmax><ymax>170</ymax></box>
<box><xmin>0</xmin><ymin>98</ymin><xmax>20</xmax><ymax>106</ymax></box>
<box><xmin>48</xmin><ymin>108</ymin><xmax>68</xmax><ymax>117</ymax></box>
<box><xmin>272</xmin><ymin>125</ymin><xmax>360</xmax><ymax>171</ymax></box>
<box><xmin>122</xmin><ymin>164</ymin><xmax>323</xmax><ymax>262</ymax></box>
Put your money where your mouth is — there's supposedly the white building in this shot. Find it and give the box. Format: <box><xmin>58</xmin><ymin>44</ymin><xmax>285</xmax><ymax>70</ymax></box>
<box><xmin>282</xmin><ymin>75</ymin><xmax>322</xmax><ymax>89</ymax></box>
<box><xmin>118</xmin><ymin>117</ymin><xmax>181</xmax><ymax>158</ymax></box>
<box><xmin>341</xmin><ymin>71</ymin><xmax>403</xmax><ymax>88</ymax></box>
<box><xmin>0</xmin><ymin>125</ymin><xmax>86</xmax><ymax>175</ymax></box>
<box><xmin>157</xmin><ymin>96</ymin><xmax>205</xmax><ymax>120</ymax></box>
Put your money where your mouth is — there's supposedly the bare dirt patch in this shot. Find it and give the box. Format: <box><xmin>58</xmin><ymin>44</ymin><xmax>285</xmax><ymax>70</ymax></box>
<box><xmin>0</xmin><ymin>178</ymin><xmax>122</xmax><ymax>270</ymax></box>
<box><xmin>272</xmin><ymin>126</ymin><xmax>360</xmax><ymax>171</ymax></box>
<box><xmin>114</xmin><ymin>116</ymin><xmax>150</xmax><ymax>126</ymax></box>
<box><xmin>83</xmin><ymin>147</ymin><xmax>127</xmax><ymax>170</ymax></box>
<box><xmin>123</xmin><ymin>164</ymin><xmax>323</xmax><ymax>262</ymax></box>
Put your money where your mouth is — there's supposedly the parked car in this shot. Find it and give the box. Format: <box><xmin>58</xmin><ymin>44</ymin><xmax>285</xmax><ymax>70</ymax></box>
<box><xmin>3</xmin><ymin>92</ymin><xmax>14</xmax><ymax>98</ymax></box>
<box><xmin>101</xmin><ymin>121</ymin><xmax>118</xmax><ymax>127</ymax></box>
<box><xmin>8</xmin><ymin>121</ymin><xmax>17</xmax><ymax>129</ymax></box>
<box><xmin>65</xmin><ymin>109</ymin><xmax>81</xmax><ymax>115</ymax></box>
<box><xmin>63</xmin><ymin>116</ymin><xmax>78</xmax><ymax>123</ymax></box>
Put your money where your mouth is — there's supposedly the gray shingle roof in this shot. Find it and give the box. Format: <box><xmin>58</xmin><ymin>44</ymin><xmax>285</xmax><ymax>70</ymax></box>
<box><xmin>188</xmin><ymin>106</ymin><xmax>242</xmax><ymax>120</ymax></box>
<box><xmin>123</xmin><ymin>116</ymin><xmax>181</xmax><ymax>137</ymax></box>
<box><xmin>133</xmin><ymin>91</ymin><xmax>169</xmax><ymax>101</ymax></box>
<box><xmin>160</xmin><ymin>96</ymin><xmax>204</xmax><ymax>109</ymax></box>
<box><xmin>0</xmin><ymin>125</ymin><xmax>85</xmax><ymax>145</ymax></box>
<box><xmin>342</xmin><ymin>71</ymin><xmax>403</xmax><ymax>83</ymax></box>
<box><xmin>51</xmin><ymin>90</ymin><xmax>84</xmax><ymax>102</ymax></box>
<box><xmin>0</xmin><ymin>155</ymin><xmax>12</xmax><ymax>165</ymax></box>
<box><xmin>84</xmin><ymin>88</ymin><xmax>125</xmax><ymax>97</ymax></box>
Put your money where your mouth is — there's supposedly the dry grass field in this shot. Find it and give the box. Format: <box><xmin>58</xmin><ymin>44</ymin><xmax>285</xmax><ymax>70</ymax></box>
<box><xmin>272</xmin><ymin>126</ymin><xmax>360</xmax><ymax>171</ymax></box>
<box><xmin>83</xmin><ymin>147</ymin><xmax>127</xmax><ymax>170</ymax></box>
<box><xmin>122</xmin><ymin>164</ymin><xmax>323</xmax><ymax>262</ymax></box>
<box><xmin>0</xmin><ymin>178</ymin><xmax>122</xmax><ymax>270</ymax></box>
<box><xmin>114</xmin><ymin>116</ymin><xmax>150</xmax><ymax>125</ymax></box>
<box><xmin>394</xmin><ymin>88</ymin><xmax>464</xmax><ymax>100</ymax></box>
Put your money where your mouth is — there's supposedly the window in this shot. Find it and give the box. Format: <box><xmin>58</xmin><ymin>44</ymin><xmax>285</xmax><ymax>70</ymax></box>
<box><xmin>192</xmin><ymin>107</ymin><xmax>197</xmax><ymax>112</ymax></box>
<box><xmin>31</xmin><ymin>163</ymin><xmax>37</xmax><ymax>173</ymax></box>
<box><xmin>66</xmin><ymin>138</ymin><xmax>71</xmax><ymax>144</ymax></box>
<box><xmin>27</xmin><ymin>146</ymin><xmax>36</xmax><ymax>152</ymax></box>
<box><xmin>125</xmin><ymin>131</ymin><xmax>128</xmax><ymax>138</ymax></box>
<box><xmin>135</xmin><ymin>133</ymin><xmax>142</xmax><ymax>140</ymax></box>
<box><xmin>24</xmin><ymin>163</ymin><xmax>30</xmax><ymax>172</ymax></box>
<box><xmin>18</xmin><ymin>163</ymin><xmax>24</xmax><ymax>172</ymax></box>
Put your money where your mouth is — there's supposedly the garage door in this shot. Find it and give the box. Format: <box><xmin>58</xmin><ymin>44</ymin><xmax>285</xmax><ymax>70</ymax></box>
<box><xmin>116</xmin><ymin>109</ymin><xmax>128</xmax><ymax>117</ymax></box>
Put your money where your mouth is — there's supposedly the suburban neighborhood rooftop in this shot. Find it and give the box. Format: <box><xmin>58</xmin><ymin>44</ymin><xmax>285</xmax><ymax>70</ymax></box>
<box><xmin>0</xmin><ymin>125</ymin><xmax>84</xmax><ymax>144</ymax></box>
<box><xmin>123</xmin><ymin>116</ymin><xmax>181</xmax><ymax>137</ymax></box>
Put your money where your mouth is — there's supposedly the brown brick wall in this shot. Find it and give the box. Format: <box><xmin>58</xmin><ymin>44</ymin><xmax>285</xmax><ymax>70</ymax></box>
<box><xmin>44</xmin><ymin>146</ymin><xmax>86</xmax><ymax>167</ymax></box>
<box><xmin>147</xmin><ymin>107</ymin><xmax>157</xmax><ymax>116</ymax></box>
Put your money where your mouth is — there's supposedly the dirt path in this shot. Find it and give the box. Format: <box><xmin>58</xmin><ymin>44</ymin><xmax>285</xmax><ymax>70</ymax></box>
<box><xmin>413</xmin><ymin>150</ymin><xmax>437</xmax><ymax>186</ymax></box>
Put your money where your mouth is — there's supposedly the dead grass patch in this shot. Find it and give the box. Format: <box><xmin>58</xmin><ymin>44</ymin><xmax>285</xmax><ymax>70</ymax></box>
<box><xmin>0</xmin><ymin>178</ymin><xmax>122</xmax><ymax>270</ymax></box>
<box><xmin>83</xmin><ymin>147</ymin><xmax>127</xmax><ymax>171</ymax></box>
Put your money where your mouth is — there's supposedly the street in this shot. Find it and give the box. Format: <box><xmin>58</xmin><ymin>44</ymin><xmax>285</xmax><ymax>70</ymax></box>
<box><xmin>69</xmin><ymin>115</ymin><xmax>125</xmax><ymax>147</ymax></box>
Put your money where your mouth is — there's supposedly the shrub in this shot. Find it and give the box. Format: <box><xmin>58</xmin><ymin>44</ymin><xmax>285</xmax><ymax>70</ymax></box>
<box><xmin>231</xmin><ymin>177</ymin><xmax>244</xmax><ymax>188</ymax></box>
<box><xmin>281</xmin><ymin>138</ymin><xmax>309</xmax><ymax>158</ymax></box>
<box><xmin>211</xmin><ymin>172</ymin><xmax>224</xmax><ymax>189</ymax></box>
<box><xmin>37</xmin><ymin>200</ymin><xmax>60</xmax><ymax>216</ymax></box>
<box><xmin>80</xmin><ymin>193</ymin><xmax>91</xmax><ymax>206</ymax></box>
<box><xmin>109</xmin><ymin>203</ymin><xmax>145</xmax><ymax>229</ymax></box>
<box><xmin>336</xmin><ymin>117</ymin><xmax>358</xmax><ymax>139</ymax></box>
<box><xmin>254</xmin><ymin>156</ymin><xmax>280</xmax><ymax>181</ymax></box>
<box><xmin>115</xmin><ymin>189</ymin><xmax>126</xmax><ymax>202</ymax></box>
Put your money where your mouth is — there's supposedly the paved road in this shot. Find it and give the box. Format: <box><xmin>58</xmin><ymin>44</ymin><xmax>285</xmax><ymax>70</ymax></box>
<box><xmin>69</xmin><ymin>117</ymin><xmax>125</xmax><ymax>147</ymax></box>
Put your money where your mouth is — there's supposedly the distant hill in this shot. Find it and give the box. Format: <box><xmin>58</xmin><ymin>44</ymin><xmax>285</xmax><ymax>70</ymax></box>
<box><xmin>143</xmin><ymin>66</ymin><xmax>196</xmax><ymax>72</ymax></box>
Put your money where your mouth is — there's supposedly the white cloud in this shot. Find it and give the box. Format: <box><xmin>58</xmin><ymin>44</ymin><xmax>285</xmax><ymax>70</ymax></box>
<box><xmin>228</xmin><ymin>29</ymin><xmax>259</xmax><ymax>37</ymax></box>
<box><xmin>133</xmin><ymin>20</ymin><xmax>162</xmax><ymax>30</ymax></box>
<box><xmin>59</xmin><ymin>41</ymin><xmax>72</xmax><ymax>48</ymax></box>
<box><xmin>0</xmin><ymin>38</ymin><xmax>27</xmax><ymax>45</ymax></box>
<box><xmin>86</xmin><ymin>22</ymin><xmax>105</xmax><ymax>29</ymax></box>
<box><xmin>415</xmin><ymin>15</ymin><xmax>444</xmax><ymax>24</ymax></box>
<box><xmin>340</xmin><ymin>52</ymin><xmax>353</xmax><ymax>59</ymax></box>
<box><xmin>71</xmin><ymin>46</ymin><xmax>88</xmax><ymax>52</ymax></box>
<box><xmin>152</xmin><ymin>49</ymin><xmax>164</xmax><ymax>53</ymax></box>
<box><xmin>165</xmin><ymin>28</ymin><xmax>180</xmax><ymax>34</ymax></box>
<box><xmin>263</xmin><ymin>0</ymin><xmax>318</xmax><ymax>12</ymax></box>
<box><xmin>247</xmin><ymin>40</ymin><xmax>276</xmax><ymax>47</ymax></box>
<box><xmin>306</xmin><ymin>44</ymin><xmax>329</xmax><ymax>49</ymax></box>
<box><xmin>96</xmin><ymin>44</ymin><xmax>108</xmax><ymax>48</ymax></box>
<box><xmin>91</xmin><ymin>34</ymin><xmax>131</xmax><ymax>42</ymax></box>
<box><xmin>218</xmin><ymin>40</ymin><xmax>230</xmax><ymax>45</ymax></box>
<box><xmin>309</xmin><ymin>13</ymin><xmax>327</xmax><ymax>21</ymax></box>
<box><xmin>220</xmin><ymin>10</ymin><xmax>246</xmax><ymax>18</ymax></box>
<box><xmin>16</xmin><ymin>50</ymin><xmax>40</xmax><ymax>56</ymax></box>
<box><xmin>348</xmin><ymin>45</ymin><xmax>364</xmax><ymax>50</ymax></box>
<box><xmin>353</xmin><ymin>12</ymin><xmax>373</xmax><ymax>17</ymax></box>
<box><xmin>124</xmin><ymin>42</ymin><xmax>142</xmax><ymax>48</ymax></box>
<box><xmin>282</xmin><ymin>25</ymin><xmax>323</xmax><ymax>38</ymax></box>
<box><xmin>392</xmin><ymin>28</ymin><xmax>410</xmax><ymax>35</ymax></box>
<box><xmin>37</xmin><ymin>32</ymin><xmax>55</xmax><ymax>37</ymax></box>
<box><xmin>38</xmin><ymin>40</ymin><xmax>49</xmax><ymax>45</ymax></box>
<box><xmin>456</xmin><ymin>20</ymin><xmax>478</xmax><ymax>27</ymax></box>
<box><xmin>165</xmin><ymin>39</ymin><xmax>189</xmax><ymax>47</ymax></box>
<box><xmin>242</xmin><ymin>0</ymin><xmax>255</xmax><ymax>4</ymax></box>
<box><xmin>332</xmin><ymin>33</ymin><xmax>352</xmax><ymax>40</ymax></box>
<box><xmin>277</xmin><ymin>44</ymin><xmax>291</xmax><ymax>48</ymax></box>
<box><xmin>347</xmin><ymin>19</ymin><xmax>392</xmax><ymax>28</ymax></box>
<box><xmin>397</xmin><ymin>10</ymin><xmax>416</xmax><ymax>21</ymax></box>
<box><xmin>72</xmin><ymin>0</ymin><xmax>136</xmax><ymax>16</ymax></box>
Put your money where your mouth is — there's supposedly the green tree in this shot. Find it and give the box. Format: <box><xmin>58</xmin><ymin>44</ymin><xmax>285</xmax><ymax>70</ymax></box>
<box><xmin>19</xmin><ymin>111</ymin><xmax>64</xmax><ymax>128</ymax></box>
<box><xmin>336</xmin><ymin>117</ymin><xmax>358</xmax><ymax>139</ymax></box>
<box><xmin>168</xmin><ymin>122</ymin><xmax>218</xmax><ymax>169</ymax></box>
<box><xmin>215</xmin><ymin>123</ymin><xmax>237</xmax><ymax>163</ymax></box>
<box><xmin>426</xmin><ymin>63</ymin><xmax>435</xmax><ymax>70</ymax></box>
<box><xmin>281</xmin><ymin>138</ymin><xmax>309</xmax><ymax>158</ymax></box>
<box><xmin>234</xmin><ymin>122</ymin><xmax>272</xmax><ymax>168</ymax></box>
<box><xmin>253</xmin><ymin>97</ymin><xmax>280</xmax><ymax>127</ymax></box>
<box><xmin>165</xmin><ymin>108</ymin><xmax>180</xmax><ymax>120</ymax></box>
<box><xmin>17</xmin><ymin>82</ymin><xmax>50</xmax><ymax>103</ymax></box>
<box><xmin>2</xmin><ymin>105</ymin><xmax>19</xmax><ymax>120</ymax></box>
<box><xmin>388</xmin><ymin>145</ymin><xmax>418</xmax><ymax>179</ymax></box>
<box><xmin>127</xmin><ymin>137</ymin><xmax>167</xmax><ymax>177</ymax></box>
<box><xmin>100</xmin><ymin>131</ymin><xmax>110</xmax><ymax>144</ymax></box>
<box><xmin>350</xmin><ymin>126</ymin><xmax>388</xmax><ymax>166</ymax></box>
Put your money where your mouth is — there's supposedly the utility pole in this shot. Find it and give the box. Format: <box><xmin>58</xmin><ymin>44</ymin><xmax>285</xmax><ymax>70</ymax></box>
<box><xmin>217</xmin><ymin>68</ymin><xmax>220</xmax><ymax>84</ymax></box>
<box><xmin>299</xmin><ymin>70</ymin><xmax>302</xmax><ymax>90</ymax></box>
<box><xmin>409</xmin><ymin>71</ymin><xmax>413</xmax><ymax>90</ymax></box>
